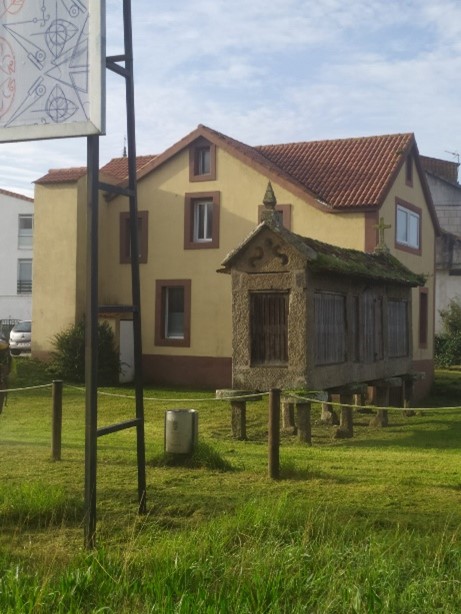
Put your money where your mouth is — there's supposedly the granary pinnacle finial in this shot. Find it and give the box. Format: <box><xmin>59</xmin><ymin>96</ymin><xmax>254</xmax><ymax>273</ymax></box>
<box><xmin>261</xmin><ymin>181</ymin><xmax>280</xmax><ymax>226</ymax></box>
<box><xmin>263</xmin><ymin>181</ymin><xmax>277</xmax><ymax>209</ymax></box>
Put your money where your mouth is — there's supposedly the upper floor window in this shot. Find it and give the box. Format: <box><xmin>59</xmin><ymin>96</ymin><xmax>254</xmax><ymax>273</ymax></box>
<box><xmin>189</xmin><ymin>139</ymin><xmax>216</xmax><ymax>182</ymax></box>
<box><xmin>17</xmin><ymin>259</ymin><xmax>32</xmax><ymax>294</ymax></box>
<box><xmin>396</xmin><ymin>203</ymin><xmax>420</xmax><ymax>251</ymax></box>
<box><xmin>120</xmin><ymin>211</ymin><xmax>148</xmax><ymax>264</ymax></box>
<box><xmin>18</xmin><ymin>214</ymin><xmax>33</xmax><ymax>249</ymax></box>
<box><xmin>184</xmin><ymin>192</ymin><xmax>220</xmax><ymax>249</ymax></box>
<box><xmin>193</xmin><ymin>200</ymin><xmax>213</xmax><ymax>242</ymax></box>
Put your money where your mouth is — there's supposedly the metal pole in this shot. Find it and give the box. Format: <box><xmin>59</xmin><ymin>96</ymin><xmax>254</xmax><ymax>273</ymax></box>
<box><xmin>123</xmin><ymin>0</ymin><xmax>147</xmax><ymax>514</ymax></box>
<box><xmin>84</xmin><ymin>135</ymin><xmax>100</xmax><ymax>549</ymax></box>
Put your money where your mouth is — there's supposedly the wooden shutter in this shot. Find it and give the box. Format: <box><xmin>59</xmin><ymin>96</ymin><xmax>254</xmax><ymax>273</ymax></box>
<box><xmin>250</xmin><ymin>293</ymin><xmax>288</xmax><ymax>365</ymax></box>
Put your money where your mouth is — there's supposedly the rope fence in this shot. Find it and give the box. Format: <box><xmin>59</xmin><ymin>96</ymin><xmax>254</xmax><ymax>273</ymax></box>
<box><xmin>1</xmin><ymin>381</ymin><xmax>461</xmax><ymax>412</ymax></box>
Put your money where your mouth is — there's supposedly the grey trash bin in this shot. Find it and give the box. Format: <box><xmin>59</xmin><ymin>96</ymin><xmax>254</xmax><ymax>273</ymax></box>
<box><xmin>164</xmin><ymin>409</ymin><xmax>198</xmax><ymax>454</ymax></box>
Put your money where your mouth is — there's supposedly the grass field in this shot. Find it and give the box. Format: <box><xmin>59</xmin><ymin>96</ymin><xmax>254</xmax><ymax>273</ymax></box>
<box><xmin>1</xmin><ymin>361</ymin><xmax>461</xmax><ymax>612</ymax></box>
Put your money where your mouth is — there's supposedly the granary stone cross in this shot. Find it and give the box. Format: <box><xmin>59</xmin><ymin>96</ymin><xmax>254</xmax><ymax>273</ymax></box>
<box><xmin>374</xmin><ymin>217</ymin><xmax>392</xmax><ymax>251</ymax></box>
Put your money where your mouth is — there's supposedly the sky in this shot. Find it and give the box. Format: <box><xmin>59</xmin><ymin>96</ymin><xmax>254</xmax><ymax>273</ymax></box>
<box><xmin>1</xmin><ymin>0</ymin><xmax>461</xmax><ymax>197</ymax></box>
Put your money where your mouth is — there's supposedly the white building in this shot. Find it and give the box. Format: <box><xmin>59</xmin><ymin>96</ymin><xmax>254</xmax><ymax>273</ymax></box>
<box><xmin>0</xmin><ymin>188</ymin><xmax>34</xmax><ymax>324</ymax></box>
<box><xmin>421</xmin><ymin>156</ymin><xmax>461</xmax><ymax>333</ymax></box>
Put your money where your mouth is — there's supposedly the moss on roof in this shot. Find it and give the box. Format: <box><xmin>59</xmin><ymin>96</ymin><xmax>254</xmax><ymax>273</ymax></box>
<box><xmin>299</xmin><ymin>234</ymin><xmax>425</xmax><ymax>286</ymax></box>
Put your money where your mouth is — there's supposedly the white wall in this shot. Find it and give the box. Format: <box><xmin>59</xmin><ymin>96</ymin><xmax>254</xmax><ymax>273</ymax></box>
<box><xmin>0</xmin><ymin>189</ymin><xmax>34</xmax><ymax>321</ymax></box>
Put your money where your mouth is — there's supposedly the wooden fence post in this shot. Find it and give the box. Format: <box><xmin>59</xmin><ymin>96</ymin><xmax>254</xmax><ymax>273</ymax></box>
<box><xmin>268</xmin><ymin>388</ymin><xmax>281</xmax><ymax>479</ymax></box>
<box><xmin>52</xmin><ymin>380</ymin><xmax>63</xmax><ymax>461</ymax></box>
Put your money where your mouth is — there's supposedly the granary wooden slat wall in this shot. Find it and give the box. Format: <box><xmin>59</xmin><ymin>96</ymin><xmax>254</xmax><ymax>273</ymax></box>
<box><xmin>314</xmin><ymin>292</ymin><xmax>346</xmax><ymax>365</ymax></box>
<box><xmin>388</xmin><ymin>299</ymin><xmax>409</xmax><ymax>357</ymax></box>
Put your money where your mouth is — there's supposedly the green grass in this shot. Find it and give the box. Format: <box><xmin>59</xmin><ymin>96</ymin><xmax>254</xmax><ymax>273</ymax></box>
<box><xmin>2</xmin><ymin>361</ymin><xmax>461</xmax><ymax>612</ymax></box>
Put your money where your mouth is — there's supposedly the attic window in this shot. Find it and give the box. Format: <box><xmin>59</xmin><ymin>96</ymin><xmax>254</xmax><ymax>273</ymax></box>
<box><xmin>189</xmin><ymin>139</ymin><xmax>216</xmax><ymax>182</ymax></box>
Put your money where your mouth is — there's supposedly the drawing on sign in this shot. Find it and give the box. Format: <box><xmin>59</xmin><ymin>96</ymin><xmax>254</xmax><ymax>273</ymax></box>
<box><xmin>0</xmin><ymin>0</ymin><xmax>104</xmax><ymax>141</ymax></box>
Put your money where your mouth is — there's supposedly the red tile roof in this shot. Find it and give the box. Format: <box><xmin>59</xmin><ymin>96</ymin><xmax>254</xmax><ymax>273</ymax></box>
<box><xmin>35</xmin><ymin>167</ymin><xmax>87</xmax><ymax>184</ymax></box>
<box><xmin>100</xmin><ymin>155</ymin><xmax>158</xmax><ymax>181</ymax></box>
<box><xmin>0</xmin><ymin>187</ymin><xmax>33</xmax><ymax>202</ymax></box>
<box><xmin>255</xmin><ymin>133</ymin><xmax>414</xmax><ymax>209</ymax></box>
<box><xmin>420</xmin><ymin>155</ymin><xmax>459</xmax><ymax>185</ymax></box>
<box><xmin>35</xmin><ymin>155</ymin><xmax>158</xmax><ymax>186</ymax></box>
<box><xmin>33</xmin><ymin>126</ymin><xmax>436</xmax><ymax>228</ymax></box>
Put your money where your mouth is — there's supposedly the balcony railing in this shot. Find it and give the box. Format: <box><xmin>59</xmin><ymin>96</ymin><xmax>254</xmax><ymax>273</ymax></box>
<box><xmin>17</xmin><ymin>280</ymin><xmax>32</xmax><ymax>294</ymax></box>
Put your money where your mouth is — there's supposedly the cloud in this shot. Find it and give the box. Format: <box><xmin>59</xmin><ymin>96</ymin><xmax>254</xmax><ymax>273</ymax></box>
<box><xmin>2</xmin><ymin>0</ymin><xmax>461</xmax><ymax>195</ymax></box>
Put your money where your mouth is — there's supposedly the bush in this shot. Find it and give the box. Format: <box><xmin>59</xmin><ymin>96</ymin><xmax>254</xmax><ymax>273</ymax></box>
<box><xmin>48</xmin><ymin>319</ymin><xmax>120</xmax><ymax>385</ymax></box>
<box><xmin>435</xmin><ymin>299</ymin><xmax>461</xmax><ymax>367</ymax></box>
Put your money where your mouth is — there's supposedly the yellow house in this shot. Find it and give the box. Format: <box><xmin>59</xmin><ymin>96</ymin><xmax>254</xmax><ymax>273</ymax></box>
<box><xmin>32</xmin><ymin>125</ymin><xmax>439</xmax><ymax>399</ymax></box>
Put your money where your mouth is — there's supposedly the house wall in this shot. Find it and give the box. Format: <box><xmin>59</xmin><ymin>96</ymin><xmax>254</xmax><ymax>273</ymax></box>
<box><xmin>31</xmin><ymin>141</ymin><xmax>436</xmax><ymax>397</ymax></box>
<box><xmin>98</xmin><ymin>147</ymin><xmax>367</xmax><ymax>372</ymax></box>
<box><xmin>425</xmin><ymin>173</ymin><xmax>461</xmax><ymax>335</ymax></box>
<box><xmin>0</xmin><ymin>191</ymin><xmax>34</xmax><ymax>322</ymax></box>
<box><xmin>374</xmin><ymin>157</ymin><xmax>436</xmax><ymax>396</ymax></box>
<box><xmin>31</xmin><ymin>178</ymin><xmax>87</xmax><ymax>359</ymax></box>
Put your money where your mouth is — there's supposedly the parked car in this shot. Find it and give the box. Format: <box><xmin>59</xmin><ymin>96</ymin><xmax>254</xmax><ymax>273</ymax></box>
<box><xmin>9</xmin><ymin>320</ymin><xmax>32</xmax><ymax>355</ymax></box>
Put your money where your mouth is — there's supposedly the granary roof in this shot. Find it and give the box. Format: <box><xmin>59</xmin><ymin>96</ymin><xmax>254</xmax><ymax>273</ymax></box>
<box><xmin>220</xmin><ymin>220</ymin><xmax>425</xmax><ymax>287</ymax></box>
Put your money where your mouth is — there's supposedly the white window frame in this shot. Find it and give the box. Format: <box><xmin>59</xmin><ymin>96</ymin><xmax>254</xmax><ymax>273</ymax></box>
<box><xmin>193</xmin><ymin>200</ymin><xmax>213</xmax><ymax>242</ymax></box>
<box><xmin>396</xmin><ymin>204</ymin><xmax>420</xmax><ymax>249</ymax></box>
<box><xmin>18</xmin><ymin>214</ymin><xmax>33</xmax><ymax>249</ymax></box>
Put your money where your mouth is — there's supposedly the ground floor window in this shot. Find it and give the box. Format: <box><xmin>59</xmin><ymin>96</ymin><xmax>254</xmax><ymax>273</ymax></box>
<box><xmin>155</xmin><ymin>280</ymin><xmax>191</xmax><ymax>347</ymax></box>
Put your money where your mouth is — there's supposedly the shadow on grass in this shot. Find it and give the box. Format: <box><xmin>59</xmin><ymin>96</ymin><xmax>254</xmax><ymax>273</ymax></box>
<box><xmin>345</xmin><ymin>413</ymin><xmax>461</xmax><ymax>450</ymax></box>
<box><xmin>149</xmin><ymin>441</ymin><xmax>236</xmax><ymax>472</ymax></box>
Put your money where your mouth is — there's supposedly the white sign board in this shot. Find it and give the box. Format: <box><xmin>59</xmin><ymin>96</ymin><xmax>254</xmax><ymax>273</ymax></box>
<box><xmin>0</xmin><ymin>0</ymin><xmax>105</xmax><ymax>142</ymax></box>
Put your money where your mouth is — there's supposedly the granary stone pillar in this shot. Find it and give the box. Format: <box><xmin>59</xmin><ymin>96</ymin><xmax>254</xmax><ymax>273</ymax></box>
<box><xmin>320</xmin><ymin>393</ymin><xmax>339</xmax><ymax>425</ymax></box>
<box><xmin>335</xmin><ymin>392</ymin><xmax>354</xmax><ymax>438</ymax></box>
<box><xmin>231</xmin><ymin>400</ymin><xmax>247</xmax><ymax>440</ymax></box>
<box><xmin>282</xmin><ymin>399</ymin><xmax>297</xmax><ymax>434</ymax></box>
<box><xmin>296</xmin><ymin>402</ymin><xmax>312</xmax><ymax>445</ymax></box>
<box><xmin>370</xmin><ymin>384</ymin><xmax>389</xmax><ymax>427</ymax></box>
<box><xmin>215</xmin><ymin>389</ymin><xmax>262</xmax><ymax>440</ymax></box>
<box><xmin>402</xmin><ymin>377</ymin><xmax>416</xmax><ymax>417</ymax></box>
